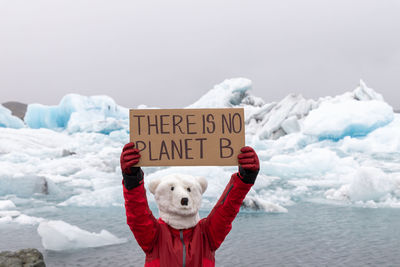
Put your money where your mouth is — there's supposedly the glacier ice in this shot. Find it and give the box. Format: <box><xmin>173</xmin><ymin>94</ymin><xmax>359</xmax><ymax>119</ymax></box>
<box><xmin>0</xmin><ymin>216</ymin><xmax>12</xmax><ymax>223</ymax></box>
<box><xmin>58</xmin><ymin>186</ymin><xmax>123</xmax><ymax>207</ymax></box>
<box><xmin>13</xmin><ymin>214</ymin><xmax>45</xmax><ymax>225</ymax></box>
<box><xmin>325</xmin><ymin>167</ymin><xmax>400</xmax><ymax>203</ymax></box>
<box><xmin>0</xmin><ymin>77</ymin><xmax>400</xmax><ymax>250</ymax></box>
<box><xmin>257</xmin><ymin>94</ymin><xmax>317</xmax><ymax>139</ymax></box>
<box><xmin>242</xmin><ymin>196</ymin><xmax>288</xmax><ymax>213</ymax></box>
<box><xmin>187</xmin><ymin>78</ymin><xmax>260</xmax><ymax>108</ymax></box>
<box><xmin>0</xmin><ymin>200</ymin><xmax>16</xmax><ymax>210</ymax></box>
<box><xmin>24</xmin><ymin>94</ymin><xmax>128</xmax><ymax>134</ymax></box>
<box><xmin>0</xmin><ymin>174</ymin><xmax>60</xmax><ymax>198</ymax></box>
<box><xmin>339</xmin><ymin>114</ymin><xmax>400</xmax><ymax>154</ymax></box>
<box><xmin>0</xmin><ymin>104</ymin><xmax>25</xmax><ymax>129</ymax></box>
<box><xmin>353</xmin><ymin>80</ymin><xmax>384</xmax><ymax>101</ymax></box>
<box><xmin>13</xmin><ymin>78</ymin><xmax>393</xmax><ymax>142</ymax></box>
<box><xmin>0</xmin><ymin>210</ymin><xmax>21</xmax><ymax>218</ymax></box>
<box><xmin>303</xmin><ymin>100</ymin><xmax>394</xmax><ymax>140</ymax></box>
<box><xmin>263</xmin><ymin>148</ymin><xmax>358</xmax><ymax>179</ymax></box>
<box><xmin>37</xmin><ymin>220</ymin><xmax>127</xmax><ymax>251</ymax></box>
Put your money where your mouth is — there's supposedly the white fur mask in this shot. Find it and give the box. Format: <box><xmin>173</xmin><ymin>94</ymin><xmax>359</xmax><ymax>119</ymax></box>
<box><xmin>148</xmin><ymin>174</ymin><xmax>208</xmax><ymax>230</ymax></box>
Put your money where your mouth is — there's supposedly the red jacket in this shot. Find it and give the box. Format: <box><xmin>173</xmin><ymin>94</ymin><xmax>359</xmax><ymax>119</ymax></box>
<box><xmin>123</xmin><ymin>172</ymin><xmax>253</xmax><ymax>267</ymax></box>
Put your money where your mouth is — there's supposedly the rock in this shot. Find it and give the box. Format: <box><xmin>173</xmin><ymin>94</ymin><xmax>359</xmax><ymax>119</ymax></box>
<box><xmin>0</xmin><ymin>249</ymin><xmax>45</xmax><ymax>267</ymax></box>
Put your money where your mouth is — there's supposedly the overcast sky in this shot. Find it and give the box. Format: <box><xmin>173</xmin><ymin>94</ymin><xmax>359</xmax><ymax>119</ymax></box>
<box><xmin>1</xmin><ymin>0</ymin><xmax>399</xmax><ymax>109</ymax></box>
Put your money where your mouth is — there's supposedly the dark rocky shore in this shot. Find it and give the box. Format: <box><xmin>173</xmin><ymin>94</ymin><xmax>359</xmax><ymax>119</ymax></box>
<box><xmin>0</xmin><ymin>249</ymin><xmax>45</xmax><ymax>267</ymax></box>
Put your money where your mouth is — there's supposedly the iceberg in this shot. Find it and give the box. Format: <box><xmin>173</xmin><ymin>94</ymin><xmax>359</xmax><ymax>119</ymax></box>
<box><xmin>24</xmin><ymin>94</ymin><xmax>129</xmax><ymax>134</ymax></box>
<box><xmin>247</xmin><ymin>80</ymin><xmax>388</xmax><ymax>140</ymax></box>
<box><xmin>37</xmin><ymin>220</ymin><xmax>127</xmax><ymax>251</ymax></box>
<box><xmin>264</xmin><ymin>148</ymin><xmax>357</xmax><ymax>179</ymax></box>
<box><xmin>242</xmin><ymin>196</ymin><xmax>288</xmax><ymax>213</ymax></box>
<box><xmin>0</xmin><ymin>77</ymin><xmax>399</xmax><ymax>241</ymax></box>
<box><xmin>325</xmin><ymin>167</ymin><xmax>400</xmax><ymax>203</ymax></box>
<box><xmin>353</xmin><ymin>80</ymin><xmax>384</xmax><ymax>101</ymax></box>
<box><xmin>13</xmin><ymin>214</ymin><xmax>45</xmax><ymax>225</ymax></box>
<box><xmin>0</xmin><ymin>210</ymin><xmax>21</xmax><ymax>218</ymax></box>
<box><xmin>15</xmin><ymin>79</ymin><xmax>392</xmax><ymax>142</ymax></box>
<box><xmin>186</xmin><ymin>78</ymin><xmax>316</xmax><ymax>139</ymax></box>
<box><xmin>0</xmin><ymin>216</ymin><xmax>12</xmax><ymax>223</ymax></box>
<box><xmin>340</xmin><ymin>114</ymin><xmax>400</xmax><ymax>153</ymax></box>
<box><xmin>58</xmin><ymin>186</ymin><xmax>123</xmax><ymax>207</ymax></box>
<box><xmin>303</xmin><ymin>100</ymin><xmax>394</xmax><ymax>140</ymax></box>
<box><xmin>256</xmin><ymin>94</ymin><xmax>317</xmax><ymax>139</ymax></box>
<box><xmin>0</xmin><ymin>175</ymin><xmax>60</xmax><ymax>198</ymax></box>
<box><xmin>0</xmin><ymin>200</ymin><xmax>16</xmax><ymax>210</ymax></box>
<box><xmin>187</xmin><ymin>78</ymin><xmax>262</xmax><ymax>108</ymax></box>
<box><xmin>191</xmin><ymin>79</ymin><xmax>388</xmax><ymax>140</ymax></box>
<box><xmin>0</xmin><ymin>104</ymin><xmax>25</xmax><ymax>129</ymax></box>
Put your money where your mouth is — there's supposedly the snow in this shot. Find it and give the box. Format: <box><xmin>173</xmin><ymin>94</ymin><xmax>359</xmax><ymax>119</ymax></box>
<box><xmin>37</xmin><ymin>220</ymin><xmax>127</xmax><ymax>251</ymax></box>
<box><xmin>0</xmin><ymin>104</ymin><xmax>25</xmax><ymax>129</ymax></box>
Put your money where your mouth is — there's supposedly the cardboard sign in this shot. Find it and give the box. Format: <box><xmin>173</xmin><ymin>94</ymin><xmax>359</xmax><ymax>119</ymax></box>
<box><xmin>129</xmin><ymin>108</ymin><xmax>245</xmax><ymax>166</ymax></box>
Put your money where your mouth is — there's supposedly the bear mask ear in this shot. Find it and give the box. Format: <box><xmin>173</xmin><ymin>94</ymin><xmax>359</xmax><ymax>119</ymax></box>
<box><xmin>148</xmin><ymin>178</ymin><xmax>161</xmax><ymax>195</ymax></box>
<box><xmin>196</xmin><ymin>176</ymin><xmax>208</xmax><ymax>194</ymax></box>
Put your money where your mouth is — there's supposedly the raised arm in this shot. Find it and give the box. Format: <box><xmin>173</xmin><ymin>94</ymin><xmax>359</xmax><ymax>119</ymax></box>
<box><xmin>121</xmin><ymin>142</ymin><xmax>159</xmax><ymax>253</ymax></box>
<box><xmin>203</xmin><ymin>146</ymin><xmax>260</xmax><ymax>251</ymax></box>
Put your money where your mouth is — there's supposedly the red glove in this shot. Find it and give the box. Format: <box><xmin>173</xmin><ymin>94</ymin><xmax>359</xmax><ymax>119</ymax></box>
<box><xmin>120</xmin><ymin>142</ymin><xmax>141</xmax><ymax>175</ymax></box>
<box><xmin>237</xmin><ymin>146</ymin><xmax>259</xmax><ymax>184</ymax></box>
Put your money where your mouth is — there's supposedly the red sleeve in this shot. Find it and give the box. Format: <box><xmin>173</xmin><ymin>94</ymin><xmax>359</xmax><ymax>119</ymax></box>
<box><xmin>202</xmin><ymin>172</ymin><xmax>253</xmax><ymax>251</ymax></box>
<box><xmin>123</xmin><ymin>181</ymin><xmax>159</xmax><ymax>253</ymax></box>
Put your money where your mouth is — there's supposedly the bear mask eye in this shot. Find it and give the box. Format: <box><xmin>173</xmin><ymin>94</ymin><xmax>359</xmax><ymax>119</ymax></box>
<box><xmin>171</xmin><ymin>186</ymin><xmax>174</xmax><ymax>191</ymax></box>
<box><xmin>187</xmin><ymin>188</ymin><xmax>191</xmax><ymax>192</ymax></box>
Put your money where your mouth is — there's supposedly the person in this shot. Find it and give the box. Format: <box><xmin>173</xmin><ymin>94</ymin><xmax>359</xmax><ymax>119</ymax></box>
<box><xmin>120</xmin><ymin>142</ymin><xmax>259</xmax><ymax>266</ymax></box>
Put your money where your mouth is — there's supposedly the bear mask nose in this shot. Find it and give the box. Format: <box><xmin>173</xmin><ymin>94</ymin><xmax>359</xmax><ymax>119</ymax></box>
<box><xmin>181</xmin><ymin>197</ymin><xmax>189</xmax><ymax>206</ymax></box>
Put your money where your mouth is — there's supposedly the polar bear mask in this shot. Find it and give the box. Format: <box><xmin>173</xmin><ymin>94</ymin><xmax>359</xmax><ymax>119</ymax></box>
<box><xmin>148</xmin><ymin>174</ymin><xmax>208</xmax><ymax>230</ymax></box>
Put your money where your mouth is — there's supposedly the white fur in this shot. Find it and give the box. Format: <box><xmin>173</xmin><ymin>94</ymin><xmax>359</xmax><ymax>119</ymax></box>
<box><xmin>148</xmin><ymin>174</ymin><xmax>208</xmax><ymax>229</ymax></box>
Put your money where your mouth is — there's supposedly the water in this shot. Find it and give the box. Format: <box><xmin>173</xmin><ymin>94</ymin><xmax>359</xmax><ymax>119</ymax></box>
<box><xmin>2</xmin><ymin>203</ymin><xmax>400</xmax><ymax>266</ymax></box>
<box><xmin>220</xmin><ymin>204</ymin><xmax>400</xmax><ymax>266</ymax></box>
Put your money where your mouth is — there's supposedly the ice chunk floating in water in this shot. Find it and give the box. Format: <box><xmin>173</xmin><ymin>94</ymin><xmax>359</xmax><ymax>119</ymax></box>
<box><xmin>0</xmin><ymin>200</ymin><xmax>16</xmax><ymax>210</ymax></box>
<box><xmin>303</xmin><ymin>100</ymin><xmax>394</xmax><ymax>140</ymax></box>
<box><xmin>24</xmin><ymin>94</ymin><xmax>128</xmax><ymax>134</ymax></box>
<box><xmin>37</xmin><ymin>220</ymin><xmax>127</xmax><ymax>251</ymax></box>
<box><xmin>325</xmin><ymin>167</ymin><xmax>400</xmax><ymax>207</ymax></box>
